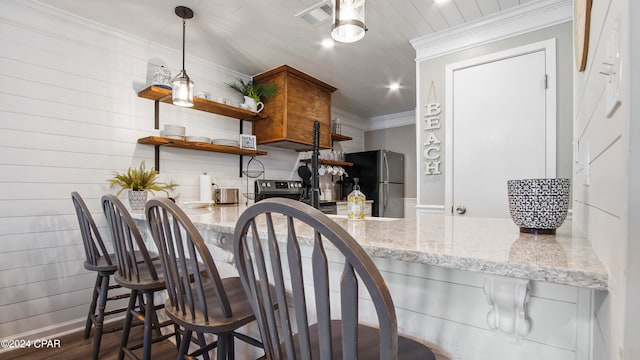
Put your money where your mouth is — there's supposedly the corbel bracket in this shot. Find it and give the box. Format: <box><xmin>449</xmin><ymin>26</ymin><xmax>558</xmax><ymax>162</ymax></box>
<box><xmin>483</xmin><ymin>276</ymin><xmax>531</xmax><ymax>337</ymax></box>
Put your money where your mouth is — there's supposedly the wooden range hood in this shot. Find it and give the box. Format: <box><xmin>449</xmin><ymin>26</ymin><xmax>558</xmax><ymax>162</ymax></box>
<box><xmin>252</xmin><ymin>65</ymin><xmax>337</xmax><ymax>150</ymax></box>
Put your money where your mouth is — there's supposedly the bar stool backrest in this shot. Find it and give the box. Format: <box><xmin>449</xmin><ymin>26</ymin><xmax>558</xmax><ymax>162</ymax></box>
<box><xmin>71</xmin><ymin>191</ymin><xmax>111</xmax><ymax>268</ymax></box>
<box><xmin>145</xmin><ymin>198</ymin><xmax>233</xmax><ymax>320</ymax></box>
<box><xmin>101</xmin><ymin>194</ymin><xmax>158</xmax><ymax>283</ymax></box>
<box><xmin>233</xmin><ymin>198</ymin><xmax>399</xmax><ymax>360</ymax></box>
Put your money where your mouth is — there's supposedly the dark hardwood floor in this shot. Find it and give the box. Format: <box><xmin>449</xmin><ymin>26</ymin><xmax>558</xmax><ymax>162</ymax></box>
<box><xmin>2</xmin><ymin>325</ymin><xmax>178</xmax><ymax>360</ymax></box>
<box><xmin>2</xmin><ymin>325</ymin><xmax>450</xmax><ymax>360</ymax></box>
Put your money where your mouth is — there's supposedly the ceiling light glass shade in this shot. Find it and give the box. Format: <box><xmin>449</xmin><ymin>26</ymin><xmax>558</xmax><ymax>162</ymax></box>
<box><xmin>172</xmin><ymin>70</ymin><xmax>194</xmax><ymax>107</ymax></box>
<box><xmin>173</xmin><ymin>6</ymin><xmax>194</xmax><ymax>107</ymax></box>
<box><xmin>331</xmin><ymin>0</ymin><xmax>366</xmax><ymax>43</ymax></box>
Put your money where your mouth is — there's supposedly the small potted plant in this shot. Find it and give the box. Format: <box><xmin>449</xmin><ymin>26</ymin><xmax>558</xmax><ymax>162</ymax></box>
<box><xmin>108</xmin><ymin>161</ymin><xmax>177</xmax><ymax>210</ymax></box>
<box><xmin>226</xmin><ymin>78</ymin><xmax>277</xmax><ymax>112</ymax></box>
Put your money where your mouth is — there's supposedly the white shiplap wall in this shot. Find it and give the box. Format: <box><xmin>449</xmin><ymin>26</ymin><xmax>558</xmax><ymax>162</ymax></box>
<box><xmin>0</xmin><ymin>0</ymin><xmax>364</xmax><ymax>341</ymax></box>
<box><xmin>572</xmin><ymin>0</ymin><xmax>637</xmax><ymax>359</ymax></box>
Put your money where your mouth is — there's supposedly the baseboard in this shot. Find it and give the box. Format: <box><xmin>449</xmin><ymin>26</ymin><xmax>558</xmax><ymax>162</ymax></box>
<box><xmin>416</xmin><ymin>204</ymin><xmax>446</xmax><ymax>214</ymax></box>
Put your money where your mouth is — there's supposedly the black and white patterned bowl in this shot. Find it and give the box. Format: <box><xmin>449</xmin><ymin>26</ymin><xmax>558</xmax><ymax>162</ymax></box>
<box><xmin>507</xmin><ymin>178</ymin><xmax>571</xmax><ymax>234</ymax></box>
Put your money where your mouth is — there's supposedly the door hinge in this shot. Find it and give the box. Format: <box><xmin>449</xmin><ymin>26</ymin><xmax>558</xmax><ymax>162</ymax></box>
<box><xmin>544</xmin><ymin>74</ymin><xmax>548</xmax><ymax>89</ymax></box>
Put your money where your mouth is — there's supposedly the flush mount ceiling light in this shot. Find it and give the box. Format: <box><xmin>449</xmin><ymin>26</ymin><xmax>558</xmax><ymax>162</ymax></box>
<box><xmin>172</xmin><ymin>6</ymin><xmax>194</xmax><ymax>107</ymax></box>
<box><xmin>331</xmin><ymin>0</ymin><xmax>367</xmax><ymax>43</ymax></box>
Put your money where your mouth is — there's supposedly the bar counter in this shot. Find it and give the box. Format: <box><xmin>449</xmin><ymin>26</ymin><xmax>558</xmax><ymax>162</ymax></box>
<box><xmin>132</xmin><ymin>203</ymin><xmax>608</xmax><ymax>359</ymax></box>
<box><xmin>135</xmin><ymin>203</ymin><xmax>607</xmax><ymax>290</ymax></box>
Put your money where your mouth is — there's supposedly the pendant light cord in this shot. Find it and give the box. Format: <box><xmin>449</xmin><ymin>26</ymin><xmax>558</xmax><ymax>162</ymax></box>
<box><xmin>181</xmin><ymin>19</ymin><xmax>186</xmax><ymax>71</ymax></box>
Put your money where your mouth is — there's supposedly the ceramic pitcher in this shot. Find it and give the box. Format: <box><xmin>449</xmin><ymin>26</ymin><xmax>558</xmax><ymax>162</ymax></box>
<box><xmin>243</xmin><ymin>96</ymin><xmax>264</xmax><ymax>113</ymax></box>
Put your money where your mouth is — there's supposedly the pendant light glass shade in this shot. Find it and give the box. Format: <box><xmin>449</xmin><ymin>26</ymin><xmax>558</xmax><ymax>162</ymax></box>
<box><xmin>331</xmin><ymin>0</ymin><xmax>366</xmax><ymax>43</ymax></box>
<box><xmin>172</xmin><ymin>70</ymin><xmax>193</xmax><ymax>107</ymax></box>
<box><xmin>172</xmin><ymin>6</ymin><xmax>194</xmax><ymax>107</ymax></box>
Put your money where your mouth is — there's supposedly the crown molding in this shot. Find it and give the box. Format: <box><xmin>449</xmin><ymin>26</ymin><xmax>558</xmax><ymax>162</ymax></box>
<box><xmin>410</xmin><ymin>0</ymin><xmax>572</xmax><ymax>61</ymax></box>
<box><xmin>331</xmin><ymin>107</ymin><xmax>368</xmax><ymax>130</ymax></box>
<box><xmin>366</xmin><ymin>110</ymin><xmax>416</xmax><ymax>131</ymax></box>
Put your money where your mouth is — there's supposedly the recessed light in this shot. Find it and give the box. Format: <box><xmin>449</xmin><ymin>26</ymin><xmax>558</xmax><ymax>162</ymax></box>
<box><xmin>388</xmin><ymin>82</ymin><xmax>400</xmax><ymax>91</ymax></box>
<box><xmin>321</xmin><ymin>38</ymin><xmax>335</xmax><ymax>48</ymax></box>
<box><xmin>433</xmin><ymin>0</ymin><xmax>449</xmax><ymax>5</ymax></box>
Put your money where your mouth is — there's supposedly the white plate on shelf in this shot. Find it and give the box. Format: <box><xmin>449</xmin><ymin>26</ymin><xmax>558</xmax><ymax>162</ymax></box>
<box><xmin>185</xmin><ymin>136</ymin><xmax>211</xmax><ymax>143</ymax></box>
<box><xmin>182</xmin><ymin>201</ymin><xmax>215</xmax><ymax>209</ymax></box>
<box><xmin>211</xmin><ymin>139</ymin><xmax>239</xmax><ymax>147</ymax></box>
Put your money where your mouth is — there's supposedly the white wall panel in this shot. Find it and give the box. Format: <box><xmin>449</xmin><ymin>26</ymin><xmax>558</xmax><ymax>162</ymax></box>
<box><xmin>0</xmin><ymin>0</ymin><xmax>365</xmax><ymax>341</ymax></box>
<box><xmin>572</xmin><ymin>0</ymin><xmax>633</xmax><ymax>358</ymax></box>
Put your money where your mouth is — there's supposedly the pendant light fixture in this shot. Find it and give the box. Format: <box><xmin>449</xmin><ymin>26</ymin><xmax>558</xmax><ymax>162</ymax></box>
<box><xmin>331</xmin><ymin>0</ymin><xmax>367</xmax><ymax>43</ymax></box>
<box><xmin>172</xmin><ymin>6</ymin><xmax>194</xmax><ymax>107</ymax></box>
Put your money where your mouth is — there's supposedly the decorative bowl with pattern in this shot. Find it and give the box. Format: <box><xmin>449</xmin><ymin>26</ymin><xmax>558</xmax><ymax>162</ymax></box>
<box><xmin>507</xmin><ymin>178</ymin><xmax>571</xmax><ymax>234</ymax></box>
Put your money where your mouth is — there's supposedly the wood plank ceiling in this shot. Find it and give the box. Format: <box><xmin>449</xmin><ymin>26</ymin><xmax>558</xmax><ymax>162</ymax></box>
<box><xmin>36</xmin><ymin>0</ymin><xmax>539</xmax><ymax>119</ymax></box>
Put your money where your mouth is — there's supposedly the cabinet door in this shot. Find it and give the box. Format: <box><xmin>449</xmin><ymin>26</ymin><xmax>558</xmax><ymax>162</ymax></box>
<box><xmin>286</xmin><ymin>75</ymin><xmax>332</xmax><ymax>148</ymax></box>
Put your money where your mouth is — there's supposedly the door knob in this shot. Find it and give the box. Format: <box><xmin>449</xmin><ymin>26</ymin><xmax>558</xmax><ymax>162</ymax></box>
<box><xmin>456</xmin><ymin>205</ymin><xmax>466</xmax><ymax>215</ymax></box>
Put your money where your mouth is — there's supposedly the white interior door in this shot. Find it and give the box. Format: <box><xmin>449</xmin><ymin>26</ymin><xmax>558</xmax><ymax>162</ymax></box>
<box><xmin>445</xmin><ymin>40</ymin><xmax>556</xmax><ymax>218</ymax></box>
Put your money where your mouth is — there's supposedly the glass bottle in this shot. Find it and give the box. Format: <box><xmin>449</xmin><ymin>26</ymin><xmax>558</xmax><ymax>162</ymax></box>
<box><xmin>347</xmin><ymin>177</ymin><xmax>365</xmax><ymax>221</ymax></box>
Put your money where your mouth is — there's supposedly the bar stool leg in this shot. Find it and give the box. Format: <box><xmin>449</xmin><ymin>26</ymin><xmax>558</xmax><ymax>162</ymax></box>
<box><xmin>142</xmin><ymin>292</ymin><xmax>155</xmax><ymax>359</ymax></box>
<box><xmin>178</xmin><ymin>329</ymin><xmax>192</xmax><ymax>359</ymax></box>
<box><xmin>216</xmin><ymin>334</ymin><xmax>227</xmax><ymax>360</ymax></box>
<box><xmin>119</xmin><ymin>289</ymin><xmax>138</xmax><ymax>360</ymax></box>
<box><xmin>91</xmin><ymin>273</ymin><xmax>110</xmax><ymax>360</ymax></box>
<box><xmin>197</xmin><ymin>332</ymin><xmax>211</xmax><ymax>360</ymax></box>
<box><xmin>84</xmin><ymin>274</ymin><xmax>102</xmax><ymax>339</ymax></box>
<box><xmin>227</xmin><ymin>333</ymin><xmax>235</xmax><ymax>360</ymax></box>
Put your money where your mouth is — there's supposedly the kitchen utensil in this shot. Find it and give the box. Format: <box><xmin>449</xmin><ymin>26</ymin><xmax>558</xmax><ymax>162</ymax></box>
<box><xmin>297</xmin><ymin>165</ymin><xmax>312</xmax><ymax>200</ymax></box>
<box><xmin>318</xmin><ymin>165</ymin><xmax>327</xmax><ymax>176</ymax></box>
<box><xmin>243</xmin><ymin>156</ymin><xmax>265</xmax><ymax>205</ymax></box>
<box><xmin>297</xmin><ymin>165</ymin><xmax>312</xmax><ymax>185</ymax></box>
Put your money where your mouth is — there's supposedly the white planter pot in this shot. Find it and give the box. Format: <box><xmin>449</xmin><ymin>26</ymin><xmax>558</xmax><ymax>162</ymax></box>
<box><xmin>128</xmin><ymin>190</ymin><xmax>148</xmax><ymax>210</ymax></box>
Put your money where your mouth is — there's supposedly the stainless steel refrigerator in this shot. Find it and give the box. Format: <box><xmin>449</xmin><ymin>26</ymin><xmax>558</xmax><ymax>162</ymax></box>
<box><xmin>344</xmin><ymin>150</ymin><xmax>404</xmax><ymax>218</ymax></box>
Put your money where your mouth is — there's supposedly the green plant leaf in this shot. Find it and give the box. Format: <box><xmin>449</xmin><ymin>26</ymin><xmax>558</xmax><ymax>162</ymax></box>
<box><xmin>107</xmin><ymin>161</ymin><xmax>177</xmax><ymax>196</ymax></box>
<box><xmin>226</xmin><ymin>78</ymin><xmax>278</xmax><ymax>102</ymax></box>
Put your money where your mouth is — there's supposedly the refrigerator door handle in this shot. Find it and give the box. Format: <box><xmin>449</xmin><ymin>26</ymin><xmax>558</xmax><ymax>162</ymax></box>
<box><xmin>383</xmin><ymin>151</ymin><xmax>390</xmax><ymax>183</ymax></box>
<box><xmin>383</xmin><ymin>152</ymin><xmax>390</xmax><ymax>215</ymax></box>
<box><xmin>384</xmin><ymin>182</ymin><xmax>389</xmax><ymax>214</ymax></box>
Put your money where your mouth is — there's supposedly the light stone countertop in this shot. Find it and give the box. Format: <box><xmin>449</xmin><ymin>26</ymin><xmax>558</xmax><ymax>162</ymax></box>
<box><xmin>136</xmin><ymin>203</ymin><xmax>608</xmax><ymax>290</ymax></box>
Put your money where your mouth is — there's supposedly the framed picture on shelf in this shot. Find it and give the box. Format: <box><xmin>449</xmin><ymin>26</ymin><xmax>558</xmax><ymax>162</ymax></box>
<box><xmin>239</xmin><ymin>134</ymin><xmax>257</xmax><ymax>150</ymax></box>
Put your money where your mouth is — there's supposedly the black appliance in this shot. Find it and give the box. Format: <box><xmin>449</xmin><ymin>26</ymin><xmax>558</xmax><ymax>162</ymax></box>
<box><xmin>344</xmin><ymin>150</ymin><xmax>405</xmax><ymax>218</ymax></box>
<box><xmin>254</xmin><ymin>179</ymin><xmax>337</xmax><ymax>215</ymax></box>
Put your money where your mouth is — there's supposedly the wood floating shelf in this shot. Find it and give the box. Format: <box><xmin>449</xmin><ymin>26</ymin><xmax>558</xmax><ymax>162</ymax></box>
<box><xmin>301</xmin><ymin>159</ymin><xmax>353</xmax><ymax>167</ymax></box>
<box><xmin>331</xmin><ymin>133</ymin><xmax>352</xmax><ymax>142</ymax></box>
<box><xmin>138</xmin><ymin>136</ymin><xmax>268</xmax><ymax>156</ymax></box>
<box><xmin>137</xmin><ymin>86</ymin><xmax>268</xmax><ymax>121</ymax></box>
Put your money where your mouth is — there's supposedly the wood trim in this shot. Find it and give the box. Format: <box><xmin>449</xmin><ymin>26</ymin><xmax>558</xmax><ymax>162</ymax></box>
<box><xmin>137</xmin><ymin>86</ymin><xmax>268</xmax><ymax>121</ymax></box>
<box><xmin>331</xmin><ymin>133</ymin><xmax>352</xmax><ymax>142</ymax></box>
<box><xmin>137</xmin><ymin>136</ymin><xmax>268</xmax><ymax>156</ymax></box>
<box><xmin>253</xmin><ymin>65</ymin><xmax>337</xmax><ymax>93</ymax></box>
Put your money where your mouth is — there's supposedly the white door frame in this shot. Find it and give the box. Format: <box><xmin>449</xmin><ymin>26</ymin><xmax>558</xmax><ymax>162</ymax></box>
<box><xmin>444</xmin><ymin>39</ymin><xmax>557</xmax><ymax>215</ymax></box>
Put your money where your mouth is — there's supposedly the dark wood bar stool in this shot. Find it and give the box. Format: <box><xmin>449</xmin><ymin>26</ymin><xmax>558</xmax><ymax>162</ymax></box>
<box><xmin>71</xmin><ymin>191</ymin><xmax>135</xmax><ymax>360</ymax></box>
<box><xmin>146</xmin><ymin>198</ymin><xmax>263</xmax><ymax>360</ymax></box>
<box><xmin>233</xmin><ymin>198</ymin><xmax>437</xmax><ymax>360</ymax></box>
<box><xmin>101</xmin><ymin>194</ymin><xmax>177</xmax><ymax>360</ymax></box>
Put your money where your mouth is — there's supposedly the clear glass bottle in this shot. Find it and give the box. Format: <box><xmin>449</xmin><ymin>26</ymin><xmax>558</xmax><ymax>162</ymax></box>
<box><xmin>347</xmin><ymin>177</ymin><xmax>365</xmax><ymax>221</ymax></box>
